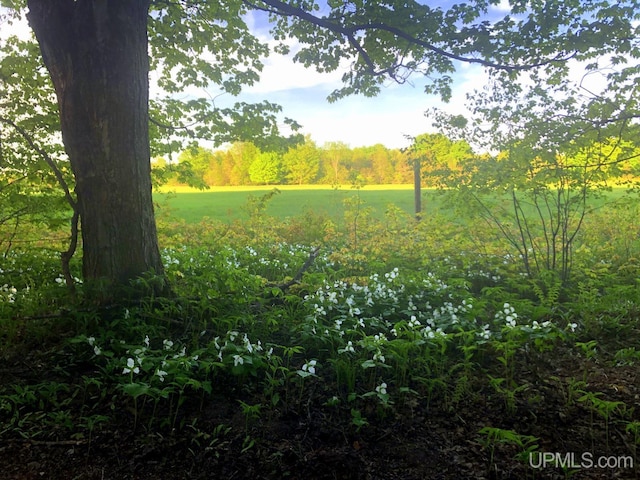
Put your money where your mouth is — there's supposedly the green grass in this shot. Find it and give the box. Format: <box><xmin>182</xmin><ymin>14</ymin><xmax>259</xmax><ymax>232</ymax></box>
<box><xmin>154</xmin><ymin>184</ymin><xmax>634</xmax><ymax>225</ymax></box>
<box><xmin>154</xmin><ymin>184</ymin><xmax>446</xmax><ymax>223</ymax></box>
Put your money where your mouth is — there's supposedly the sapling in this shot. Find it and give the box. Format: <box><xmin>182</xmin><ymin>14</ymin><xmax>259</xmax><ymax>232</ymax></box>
<box><xmin>625</xmin><ymin>421</ymin><xmax>640</xmax><ymax>461</ymax></box>
<box><xmin>238</xmin><ymin>400</ymin><xmax>263</xmax><ymax>434</ymax></box>
<box><xmin>577</xmin><ymin>390</ymin><xmax>626</xmax><ymax>449</ymax></box>
<box><xmin>576</xmin><ymin>340</ymin><xmax>598</xmax><ymax>382</ymax></box>
<box><xmin>479</xmin><ymin>427</ymin><xmax>539</xmax><ymax>475</ymax></box>
<box><xmin>350</xmin><ymin>408</ymin><xmax>369</xmax><ymax>431</ymax></box>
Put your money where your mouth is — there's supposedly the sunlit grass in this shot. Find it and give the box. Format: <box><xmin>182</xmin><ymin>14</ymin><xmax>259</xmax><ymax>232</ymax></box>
<box><xmin>155</xmin><ymin>184</ymin><xmax>416</xmax><ymax>193</ymax></box>
<box><xmin>153</xmin><ymin>184</ymin><xmax>634</xmax><ymax>224</ymax></box>
<box><xmin>154</xmin><ymin>184</ymin><xmax>441</xmax><ymax>223</ymax></box>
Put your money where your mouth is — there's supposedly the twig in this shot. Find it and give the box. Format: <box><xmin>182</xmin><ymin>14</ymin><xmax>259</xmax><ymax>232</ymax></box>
<box><xmin>11</xmin><ymin>438</ymin><xmax>87</xmax><ymax>447</ymax></box>
<box><xmin>0</xmin><ymin>116</ymin><xmax>80</xmax><ymax>290</ymax></box>
<box><xmin>61</xmin><ymin>209</ymin><xmax>80</xmax><ymax>292</ymax></box>
<box><xmin>11</xmin><ymin>312</ymin><xmax>69</xmax><ymax>321</ymax></box>
<box><xmin>269</xmin><ymin>246</ymin><xmax>321</xmax><ymax>291</ymax></box>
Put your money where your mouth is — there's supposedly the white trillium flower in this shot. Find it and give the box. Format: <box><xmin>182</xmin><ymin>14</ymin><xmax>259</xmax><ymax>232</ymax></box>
<box><xmin>302</xmin><ymin>359</ymin><xmax>317</xmax><ymax>375</ymax></box>
<box><xmin>123</xmin><ymin>357</ymin><xmax>140</xmax><ymax>375</ymax></box>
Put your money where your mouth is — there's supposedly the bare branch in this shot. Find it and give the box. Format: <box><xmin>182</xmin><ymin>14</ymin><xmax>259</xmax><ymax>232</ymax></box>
<box><xmin>0</xmin><ymin>116</ymin><xmax>80</xmax><ymax>290</ymax></box>
<box><xmin>61</xmin><ymin>209</ymin><xmax>79</xmax><ymax>292</ymax></box>
<box><xmin>149</xmin><ymin>116</ymin><xmax>196</xmax><ymax>136</ymax></box>
<box><xmin>0</xmin><ymin>116</ymin><xmax>76</xmax><ymax>210</ymax></box>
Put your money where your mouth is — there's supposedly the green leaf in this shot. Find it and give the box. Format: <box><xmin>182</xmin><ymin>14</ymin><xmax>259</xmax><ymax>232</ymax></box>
<box><xmin>121</xmin><ymin>382</ymin><xmax>150</xmax><ymax>399</ymax></box>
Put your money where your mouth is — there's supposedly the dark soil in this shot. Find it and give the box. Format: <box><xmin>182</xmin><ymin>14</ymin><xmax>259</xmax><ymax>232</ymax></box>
<box><xmin>1</xmin><ymin>344</ymin><xmax>639</xmax><ymax>480</ymax></box>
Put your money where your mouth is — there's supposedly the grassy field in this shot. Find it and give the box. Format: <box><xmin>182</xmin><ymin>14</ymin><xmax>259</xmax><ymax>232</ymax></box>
<box><xmin>154</xmin><ymin>184</ymin><xmax>438</xmax><ymax>223</ymax></box>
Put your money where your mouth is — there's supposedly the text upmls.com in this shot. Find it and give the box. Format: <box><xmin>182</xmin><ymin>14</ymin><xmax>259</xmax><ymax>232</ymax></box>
<box><xmin>529</xmin><ymin>452</ymin><xmax>634</xmax><ymax>470</ymax></box>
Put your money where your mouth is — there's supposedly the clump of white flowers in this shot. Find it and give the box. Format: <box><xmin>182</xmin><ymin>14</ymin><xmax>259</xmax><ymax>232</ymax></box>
<box><xmin>494</xmin><ymin>302</ymin><xmax>518</xmax><ymax>327</ymax></box>
<box><xmin>87</xmin><ymin>336</ymin><xmax>102</xmax><ymax>356</ymax></box>
<box><xmin>0</xmin><ymin>284</ymin><xmax>18</xmax><ymax>303</ymax></box>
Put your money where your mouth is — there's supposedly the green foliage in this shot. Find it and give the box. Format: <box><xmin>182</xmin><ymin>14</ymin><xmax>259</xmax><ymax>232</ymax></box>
<box><xmin>1</xmin><ymin>199</ymin><xmax>640</xmax><ymax>466</ymax></box>
<box><xmin>426</xmin><ymin>0</ymin><xmax>640</xmax><ymax>286</ymax></box>
<box><xmin>249</xmin><ymin>151</ymin><xmax>282</xmax><ymax>185</ymax></box>
<box><xmin>282</xmin><ymin>136</ymin><xmax>321</xmax><ymax>185</ymax></box>
<box><xmin>478</xmin><ymin>427</ymin><xmax>539</xmax><ymax>472</ymax></box>
<box><xmin>408</xmin><ymin>133</ymin><xmax>473</xmax><ymax>184</ymax></box>
<box><xmin>0</xmin><ymin>34</ymin><xmax>72</xmax><ymax>251</ymax></box>
<box><xmin>167</xmin><ymin>139</ymin><xmax>413</xmax><ymax>189</ymax></box>
<box><xmin>263</xmin><ymin>0</ymin><xmax>639</xmax><ymax>102</ymax></box>
<box><xmin>577</xmin><ymin>389</ymin><xmax>628</xmax><ymax>448</ymax></box>
<box><xmin>530</xmin><ymin>270</ymin><xmax>562</xmax><ymax>308</ymax></box>
<box><xmin>174</xmin><ymin>146</ymin><xmax>216</xmax><ymax>189</ymax></box>
<box><xmin>430</xmin><ymin>136</ymin><xmax>639</xmax><ymax>285</ymax></box>
<box><xmin>146</xmin><ymin>1</ymin><xmax>302</xmax><ymax>154</ymax></box>
<box><xmin>3</xmin><ymin>0</ymin><xmax>640</xmax><ymax>296</ymax></box>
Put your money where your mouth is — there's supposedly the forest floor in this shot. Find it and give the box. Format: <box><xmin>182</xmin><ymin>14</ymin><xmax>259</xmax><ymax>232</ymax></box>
<box><xmin>1</xmin><ymin>338</ymin><xmax>639</xmax><ymax>480</ymax></box>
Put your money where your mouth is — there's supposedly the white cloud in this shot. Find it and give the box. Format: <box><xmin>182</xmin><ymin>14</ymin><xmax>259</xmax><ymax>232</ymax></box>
<box><xmin>233</xmin><ymin>32</ymin><xmax>488</xmax><ymax>148</ymax></box>
<box><xmin>246</xmin><ymin>39</ymin><xmax>345</xmax><ymax>94</ymax></box>
<box><xmin>492</xmin><ymin>0</ymin><xmax>512</xmax><ymax>13</ymax></box>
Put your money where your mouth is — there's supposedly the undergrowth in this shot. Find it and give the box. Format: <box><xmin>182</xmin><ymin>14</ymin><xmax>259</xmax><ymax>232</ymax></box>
<box><xmin>1</xmin><ymin>193</ymin><xmax>639</xmax><ymax>477</ymax></box>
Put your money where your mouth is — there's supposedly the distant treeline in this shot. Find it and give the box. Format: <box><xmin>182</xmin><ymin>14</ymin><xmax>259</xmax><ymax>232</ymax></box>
<box><xmin>152</xmin><ymin>133</ymin><xmax>640</xmax><ymax>190</ymax></box>
<box><xmin>153</xmin><ymin>138</ymin><xmax>416</xmax><ymax>187</ymax></box>
<box><xmin>151</xmin><ymin>134</ymin><xmax>479</xmax><ymax>187</ymax></box>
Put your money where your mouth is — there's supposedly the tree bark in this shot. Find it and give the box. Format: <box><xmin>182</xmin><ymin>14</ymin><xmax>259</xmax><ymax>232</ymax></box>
<box><xmin>27</xmin><ymin>0</ymin><xmax>164</xmax><ymax>294</ymax></box>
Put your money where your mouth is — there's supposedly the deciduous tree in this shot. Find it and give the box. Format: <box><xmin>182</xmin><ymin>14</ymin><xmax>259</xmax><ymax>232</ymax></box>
<box><xmin>0</xmin><ymin>32</ymin><xmax>71</xmax><ymax>256</ymax></box>
<box><xmin>321</xmin><ymin>141</ymin><xmax>352</xmax><ymax>185</ymax></box>
<box><xmin>282</xmin><ymin>136</ymin><xmax>320</xmax><ymax>185</ymax></box>
<box><xmin>249</xmin><ymin>151</ymin><xmax>282</xmax><ymax>184</ymax></box>
<box><xmin>228</xmin><ymin>142</ymin><xmax>261</xmax><ymax>186</ymax></box>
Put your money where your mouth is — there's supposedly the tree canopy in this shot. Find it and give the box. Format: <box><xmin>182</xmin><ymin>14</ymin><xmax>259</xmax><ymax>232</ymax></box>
<box><xmin>5</xmin><ymin>0</ymin><xmax>637</xmax><ymax>156</ymax></box>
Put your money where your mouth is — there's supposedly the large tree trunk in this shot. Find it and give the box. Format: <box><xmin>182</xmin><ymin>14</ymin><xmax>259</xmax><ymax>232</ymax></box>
<box><xmin>27</xmin><ymin>0</ymin><xmax>164</xmax><ymax>294</ymax></box>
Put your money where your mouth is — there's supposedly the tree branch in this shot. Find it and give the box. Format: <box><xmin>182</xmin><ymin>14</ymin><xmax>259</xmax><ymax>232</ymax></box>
<box><xmin>0</xmin><ymin>116</ymin><xmax>76</xmax><ymax>210</ymax></box>
<box><xmin>268</xmin><ymin>246</ymin><xmax>321</xmax><ymax>291</ymax></box>
<box><xmin>246</xmin><ymin>0</ymin><xmax>575</xmax><ymax>76</ymax></box>
<box><xmin>149</xmin><ymin>116</ymin><xmax>196</xmax><ymax>136</ymax></box>
<box><xmin>0</xmin><ymin>116</ymin><xmax>79</xmax><ymax>290</ymax></box>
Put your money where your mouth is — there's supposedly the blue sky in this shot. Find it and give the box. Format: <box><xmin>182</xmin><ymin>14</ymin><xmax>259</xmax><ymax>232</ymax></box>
<box><xmin>233</xmin><ymin>55</ymin><xmax>482</xmax><ymax>150</ymax></box>
<box><xmin>225</xmin><ymin>9</ymin><xmax>492</xmax><ymax>150</ymax></box>
<box><xmin>2</xmin><ymin>1</ymin><xmax>623</xmax><ymax>155</ymax></box>
<box><xmin>232</xmin><ymin>0</ymin><xmax>520</xmax><ymax>150</ymax></box>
